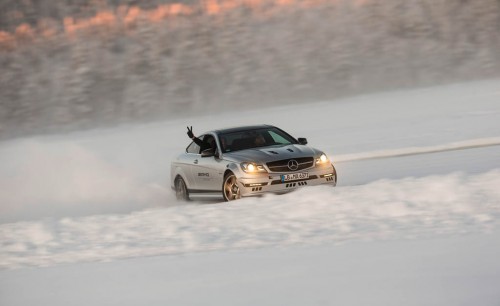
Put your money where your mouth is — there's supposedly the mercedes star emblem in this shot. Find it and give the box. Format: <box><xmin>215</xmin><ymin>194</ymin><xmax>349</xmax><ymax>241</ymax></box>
<box><xmin>288</xmin><ymin>159</ymin><xmax>299</xmax><ymax>171</ymax></box>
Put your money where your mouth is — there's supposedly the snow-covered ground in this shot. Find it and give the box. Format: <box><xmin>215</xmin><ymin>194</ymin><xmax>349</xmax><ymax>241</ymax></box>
<box><xmin>2</xmin><ymin>231</ymin><xmax>500</xmax><ymax>306</ymax></box>
<box><xmin>1</xmin><ymin>79</ymin><xmax>500</xmax><ymax>305</ymax></box>
<box><xmin>1</xmin><ymin>170</ymin><xmax>500</xmax><ymax>269</ymax></box>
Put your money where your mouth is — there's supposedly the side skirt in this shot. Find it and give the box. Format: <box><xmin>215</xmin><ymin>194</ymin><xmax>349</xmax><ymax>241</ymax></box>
<box><xmin>188</xmin><ymin>189</ymin><xmax>224</xmax><ymax>200</ymax></box>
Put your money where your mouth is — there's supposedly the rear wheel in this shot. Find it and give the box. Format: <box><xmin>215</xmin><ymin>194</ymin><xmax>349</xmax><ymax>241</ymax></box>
<box><xmin>223</xmin><ymin>173</ymin><xmax>241</xmax><ymax>202</ymax></box>
<box><xmin>175</xmin><ymin>176</ymin><xmax>190</xmax><ymax>201</ymax></box>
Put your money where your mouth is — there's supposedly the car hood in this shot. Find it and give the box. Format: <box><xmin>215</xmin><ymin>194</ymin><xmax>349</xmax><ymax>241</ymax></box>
<box><xmin>223</xmin><ymin>144</ymin><xmax>321</xmax><ymax>164</ymax></box>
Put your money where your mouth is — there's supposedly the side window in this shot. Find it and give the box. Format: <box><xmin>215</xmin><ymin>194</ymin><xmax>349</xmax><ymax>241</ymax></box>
<box><xmin>200</xmin><ymin>135</ymin><xmax>217</xmax><ymax>154</ymax></box>
<box><xmin>269</xmin><ymin>131</ymin><xmax>289</xmax><ymax>144</ymax></box>
<box><xmin>186</xmin><ymin>141</ymin><xmax>200</xmax><ymax>154</ymax></box>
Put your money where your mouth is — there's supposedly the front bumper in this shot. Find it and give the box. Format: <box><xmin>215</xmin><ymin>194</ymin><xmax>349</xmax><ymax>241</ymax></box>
<box><xmin>237</xmin><ymin>164</ymin><xmax>337</xmax><ymax>197</ymax></box>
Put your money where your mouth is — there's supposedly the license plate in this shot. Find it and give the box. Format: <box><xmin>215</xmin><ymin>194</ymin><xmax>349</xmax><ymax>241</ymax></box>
<box><xmin>281</xmin><ymin>172</ymin><xmax>309</xmax><ymax>182</ymax></box>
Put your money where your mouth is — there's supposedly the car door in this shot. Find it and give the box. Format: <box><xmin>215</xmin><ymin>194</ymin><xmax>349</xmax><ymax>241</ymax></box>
<box><xmin>191</xmin><ymin>134</ymin><xmax>225</xmax><ymax>191</ymax></box>
<box><xmin>179</xmin><ymin>140</ymin><xmax>201</xmax><ymax>189</ymax></box>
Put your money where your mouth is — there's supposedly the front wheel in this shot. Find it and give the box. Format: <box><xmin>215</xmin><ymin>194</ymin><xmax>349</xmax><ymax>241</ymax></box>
<box><xmin>175</xmin><ymin>176</ymin><xmax>190</xmax><ymax>201</ymax></box>
<box><xmin>223</xmin><ymin>173</ymin><xmax>241</xmax><ymax>202</ymax></box>
<box><xmin>332</xmin><ymin>164</ymin><xmax>337</xmax><ymax>185</ymax></box>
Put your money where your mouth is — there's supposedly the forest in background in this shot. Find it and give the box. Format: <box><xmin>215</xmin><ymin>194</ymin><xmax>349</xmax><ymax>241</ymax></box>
<box><xmin>1</xmin><ymin>0</ymin><xmax>500</xmax><ymax>139</ymax></box>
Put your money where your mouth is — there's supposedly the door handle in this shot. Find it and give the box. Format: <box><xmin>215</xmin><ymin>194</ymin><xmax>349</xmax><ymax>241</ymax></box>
<box><xmin>193</xmin><ymin>159</ymin><xmax>198</xmax><ymax>164</ymax></box>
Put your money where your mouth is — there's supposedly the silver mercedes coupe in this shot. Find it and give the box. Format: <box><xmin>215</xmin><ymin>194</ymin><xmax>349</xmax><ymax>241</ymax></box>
<box><xmin>171</xmin><ymin>125</ymin><xmax>337</xmax><ymax>201</ymax></box>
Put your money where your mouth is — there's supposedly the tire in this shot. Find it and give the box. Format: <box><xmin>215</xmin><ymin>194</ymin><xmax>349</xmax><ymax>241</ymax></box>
<box><xmin>175</xmin><ymin>176</ymin><xmax>190</xmax><ymax>201</ymax></box>
<box><xmin>223</xmin><ymin>172</ymin><xmax>241</xmax><ymax>202</ymax></box>
<box><xmin>332</xmin><ymin>164</ymin><xmax>338</xmax><ymax>185</ymax></box>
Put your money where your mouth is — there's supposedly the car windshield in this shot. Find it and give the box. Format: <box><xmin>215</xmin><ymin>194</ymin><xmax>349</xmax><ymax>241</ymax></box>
<box><xmin>218</xmin><ymin>127</ymin><xmax>297</xmax><ymax>153</ymax></box>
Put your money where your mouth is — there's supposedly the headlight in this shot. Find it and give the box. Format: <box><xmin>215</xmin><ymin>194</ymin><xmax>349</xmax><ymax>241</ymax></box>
<box><xmin>316</xmin><ymin>153</ymin><xmax>329</xmax><ymax>165</ymax></box>
<box><xmin>241</xmin><ymin>162</ymin><xmax>267</xmax><ymax>173</ymax></box>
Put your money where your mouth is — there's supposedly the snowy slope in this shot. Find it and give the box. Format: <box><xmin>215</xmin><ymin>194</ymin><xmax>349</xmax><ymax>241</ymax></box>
<box><xmin>1</xmin><ymin>79</ymin><xmax>500</xmax><ymax>305</ymax></box>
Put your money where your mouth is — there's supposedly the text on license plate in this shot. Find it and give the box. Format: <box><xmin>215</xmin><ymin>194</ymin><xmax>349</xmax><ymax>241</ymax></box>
<box><xmin>281</xmin><ymin>172</ymin><xmax>309</xmax><ymax>182</ymax></box>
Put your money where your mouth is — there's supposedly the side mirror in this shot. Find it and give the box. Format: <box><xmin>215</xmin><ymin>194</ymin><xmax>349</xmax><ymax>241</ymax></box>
<box><xmin>201</xmin><ymin>148</ymin><xmax>215</xmax><ymax>157</ymax></box>
<box><xmin>298</xmin><ymin>138</ymin><xmax>308</xmax><ymax>145</ymax></box>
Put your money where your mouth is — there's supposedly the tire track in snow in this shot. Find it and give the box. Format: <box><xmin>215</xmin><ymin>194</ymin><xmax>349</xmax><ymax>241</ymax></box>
<box><xmin>334</xmin><ymin>137</ymin><xmax>500</xmax><ymax>163</ymax></box>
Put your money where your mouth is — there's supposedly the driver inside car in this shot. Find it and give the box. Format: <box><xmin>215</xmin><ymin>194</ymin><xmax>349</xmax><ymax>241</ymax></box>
<box><xmin>187</xmin><ymin>126</ymin><xmax>216</xmax><ymax>153</ymax></box>
<box><xmin>254</xmin><ymin>133</ymin><xmax>266</xmax><ymax>147</ymax></box>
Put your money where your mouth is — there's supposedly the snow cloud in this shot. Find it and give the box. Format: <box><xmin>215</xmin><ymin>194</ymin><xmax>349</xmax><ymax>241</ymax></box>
<box><xmin>0</xmin><ymin>139</ymin><xmax>168</xmax><ymax>223</ymax></box>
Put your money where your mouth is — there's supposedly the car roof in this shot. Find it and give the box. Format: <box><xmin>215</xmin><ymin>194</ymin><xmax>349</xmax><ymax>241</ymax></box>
<box><xmin>209</xmin><ymin>124</ymin><xmax>275</xmax><ymax>134</ymax></box>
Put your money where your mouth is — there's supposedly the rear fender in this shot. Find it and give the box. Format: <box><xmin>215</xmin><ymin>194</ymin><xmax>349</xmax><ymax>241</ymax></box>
<box><xmin>171</xmin><ymin>165</ymin><xmax>192</xmax><ymax>190</ymax></box>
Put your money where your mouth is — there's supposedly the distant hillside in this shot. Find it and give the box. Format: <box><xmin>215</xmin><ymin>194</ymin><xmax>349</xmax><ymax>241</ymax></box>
<box><xmin>0</xmin><ymin>0</ymin><xmax>198</xmax><ymax>30</ymax></box>
<box><xmin>1</xmin><ymin>0</ymin><xmax>500</xmax><ymax>139</ymax></box>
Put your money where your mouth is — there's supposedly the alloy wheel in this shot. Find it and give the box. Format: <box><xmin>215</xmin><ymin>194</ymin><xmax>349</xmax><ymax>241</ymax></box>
<box><xmin>223</xmin><ymin>174</ymin><xmax>241</xmax><ymax>201</ymax></box>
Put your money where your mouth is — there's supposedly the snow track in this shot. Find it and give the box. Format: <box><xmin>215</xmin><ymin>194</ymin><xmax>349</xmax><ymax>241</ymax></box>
<box><xmin>335</xmin><ymin>137</ymin><xmax>500</xmax><ymax>162</ymax></box>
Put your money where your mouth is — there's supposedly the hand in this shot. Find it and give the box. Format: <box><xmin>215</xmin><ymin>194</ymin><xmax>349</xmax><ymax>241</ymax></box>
<box><xmin>187</xmin><ymin>126</ymin><xmax>194</xmax><ymax>138</ymax></box>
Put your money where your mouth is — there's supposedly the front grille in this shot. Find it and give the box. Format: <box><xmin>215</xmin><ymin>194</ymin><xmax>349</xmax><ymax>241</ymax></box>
<box><xmin>267</xmin><ymin>157</ymin><xmax>314</xmax><ymax>173</ymax></box>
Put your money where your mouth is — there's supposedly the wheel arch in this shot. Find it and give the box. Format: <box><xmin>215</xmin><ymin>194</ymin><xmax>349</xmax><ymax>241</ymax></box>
<box><xmin>225</xmin><ymin>163</ymin><xmax>242</xmax><ymax>177</ymax></box>
<box><xmin>171</xmin><ymin>165</ymin><xmax>192</xmax><ymax>190</ymax></box>
<box><xmin>223</xmin><ymin>169</ymin><xmax>234</xmax><ymax>178</ymax></box>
